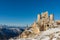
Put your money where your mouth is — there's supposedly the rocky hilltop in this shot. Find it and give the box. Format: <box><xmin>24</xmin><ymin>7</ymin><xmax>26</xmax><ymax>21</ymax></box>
<box><xmin>9</xmin><ymin>11</ymin><xmax>60</xmax><ymax>40</ymax></box>
<box><xmin>18</xmin><ymin>11</ymin><xmax>60</xmax><ymax>38</ymax></box>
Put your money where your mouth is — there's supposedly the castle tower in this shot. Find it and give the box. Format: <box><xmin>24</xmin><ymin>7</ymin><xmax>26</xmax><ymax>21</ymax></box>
<box><xmin>41</xmin><ymin>11</ymin><xmax>49</xmax><ymax>31</ymax></box>
<box><xmin>37</xmin><ymin>14</ymin><xmax>41</xmax><ymax>24</ymax></box>
<box><xmin>49</xmin><ymin>14</ymin><xmax>54</xmax><ymax>28</ymax></box>
<box><xmin>49</xmin><ymin>14</ymin><xmax>54</xmax><ymax>24</ymax></box>
<box><xmin>37</xmin><ymin>14</ymin><xmax>41</xmax><ymax>31</ymax></box>
<box><xmin>50</xmin><ymin>14</ymin><xmax>54</xmax><ymax>21</ymax></box>
<box><xmin>45</xmin><ymin>11</ymin><xmax>48</xmax><ymax>19</ymax></box>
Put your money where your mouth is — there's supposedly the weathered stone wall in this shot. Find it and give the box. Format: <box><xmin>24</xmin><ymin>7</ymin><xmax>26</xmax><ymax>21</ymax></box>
<box><xmin>40</xmin><ymin>11</ymin><xmax>49</xmax><ymax>31</ymax></box>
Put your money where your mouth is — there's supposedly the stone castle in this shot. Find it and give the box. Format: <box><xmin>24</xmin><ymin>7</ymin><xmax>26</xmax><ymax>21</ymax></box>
<box><xmin>19</xmin><ymin>11</ymin><xmax>59</xmax><ymax>38</ymax></box>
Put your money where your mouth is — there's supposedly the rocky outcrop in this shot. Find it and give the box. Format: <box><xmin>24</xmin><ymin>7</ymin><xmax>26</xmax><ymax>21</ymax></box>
<box><xmin>20</xmin><ymin>11</ymin><xmax>56</xmax><ymax>38</ymax></box>
<box><xmin>20</xmin><ymin>22</ymin><xmax>40</xmax><ymax>38</ymax></box>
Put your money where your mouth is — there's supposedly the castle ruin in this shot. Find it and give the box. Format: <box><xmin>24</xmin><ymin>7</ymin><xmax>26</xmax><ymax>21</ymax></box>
<box><xmin>20</xmin><ymin>11</ymin><xmax>55</xmax><ymax>38</ymax></box>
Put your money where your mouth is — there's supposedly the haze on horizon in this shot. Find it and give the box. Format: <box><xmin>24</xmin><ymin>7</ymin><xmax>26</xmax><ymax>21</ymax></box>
<box><xmin>0</xmin><ymin>0</ymin><xmax>60</xmax><ymax>26</ymax></box>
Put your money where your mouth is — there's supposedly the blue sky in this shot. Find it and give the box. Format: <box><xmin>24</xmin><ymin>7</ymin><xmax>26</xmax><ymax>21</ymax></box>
<box><xmin>0</xmin><ymin>0</ymin><xmax>60</xmax><ymax>26</ymax></box>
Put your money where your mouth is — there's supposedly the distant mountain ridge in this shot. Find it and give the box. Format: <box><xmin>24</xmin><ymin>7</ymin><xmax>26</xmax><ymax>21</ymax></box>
<box><xmin>0</xmin><ymin>25</ymin><xmax>27</xmax><ymax>40</ymax></box>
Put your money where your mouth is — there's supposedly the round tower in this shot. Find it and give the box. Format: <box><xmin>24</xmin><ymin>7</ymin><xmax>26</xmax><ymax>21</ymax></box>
<box><xmin>49</xmin><ymin>14</ymin><xmax>54</xmax><ymax>28</ymax></box>
<box><xmin>37</xmin><ymin>14</ymin><xmax>41</xmax><ymax>24</ymax></box>
<box><xmin>50</xmin><ymin>14</ymin><xmax>54</xmax><ymax>21</ymax></box>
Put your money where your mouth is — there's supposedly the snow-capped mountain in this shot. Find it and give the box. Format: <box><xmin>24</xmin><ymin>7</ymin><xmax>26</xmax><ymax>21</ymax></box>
<box><xmin>0</xmin><ymin>25</ymin><xmax>26</xmax><ymax>40</ymax></box>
